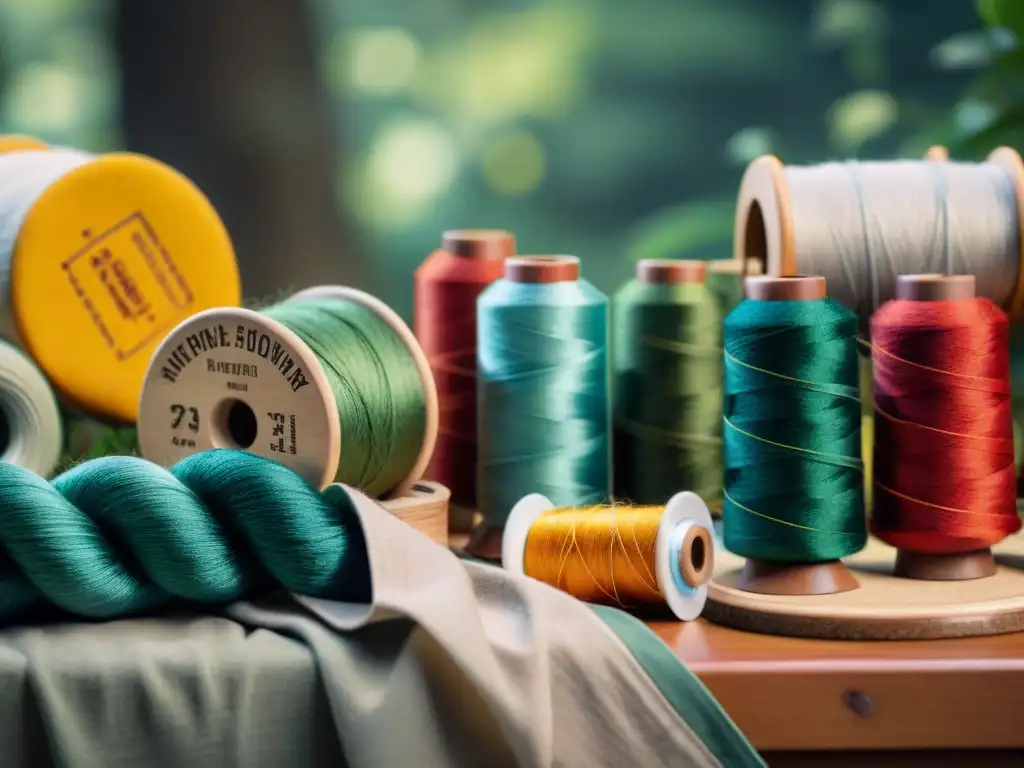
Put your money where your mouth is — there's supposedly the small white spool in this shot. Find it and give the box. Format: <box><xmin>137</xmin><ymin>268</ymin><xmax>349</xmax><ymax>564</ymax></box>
<box><xmin>502</xmin><ymin>491</ymin><xmax>714</xmax><ymax>621</ymax></box>
<box><xmin>0</xmin><ymin>339</ymin><xmax>63</xmax><ymax>477</ymax></box>
<box><xmin>0</xmin><ymin>147</ymin><xmax>92</xmax><ymax>343</ymax></box>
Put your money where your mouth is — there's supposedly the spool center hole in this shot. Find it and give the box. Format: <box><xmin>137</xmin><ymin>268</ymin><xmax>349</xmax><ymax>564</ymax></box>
<box><xmin>213</xmin><ymin>398</ymin><xmax>258</xmax><ymax>449</ymax></box>
<box><xmin>690</xmin><ymin>535</ymin><xmax>707</xmax><ymax>573</ymax></box>
<box><xmin>744</xmin><ymin>200</ymin><xmax>767</xmax><ymax>276</ymax></box>
<box><xmin>0</xmin><ymin>406</ymin><xmax>10</xmax><ymax>457</ymax></box>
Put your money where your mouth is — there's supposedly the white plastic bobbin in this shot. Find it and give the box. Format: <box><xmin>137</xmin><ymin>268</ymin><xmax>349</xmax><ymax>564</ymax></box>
<box><xmin>290</xmin><ymin>285</ymin><xmax>439</xmax><ymax>497</ymax></box>
<box><xmin>502</xmin><ymin>491</ymin><xmax>715</xmax><ymax>621</ymax></box>
<box><xmin>0</xmin><ymin>339</ymin><xmax>62</xmax><ymax>477</ymax></box>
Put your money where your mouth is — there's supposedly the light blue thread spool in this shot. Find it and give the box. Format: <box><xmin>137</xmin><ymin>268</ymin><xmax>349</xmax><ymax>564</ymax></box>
<box><xmin>475</xmin><ymin>256</ymin><xmax>611</xmax><ymax>551</ymax></box>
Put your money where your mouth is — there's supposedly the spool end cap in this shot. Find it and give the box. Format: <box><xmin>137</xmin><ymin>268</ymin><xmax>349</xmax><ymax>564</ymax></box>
<box><xmin>745</xmin><ymin>275</ymin><xmax>826</xmax><ymax>301</ymax></box>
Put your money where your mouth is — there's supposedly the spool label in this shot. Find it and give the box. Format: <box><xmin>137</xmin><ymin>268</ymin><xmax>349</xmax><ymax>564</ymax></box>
<box><xmin>62</xmin><ymin>212</ymin><xmax>193</xmax><ymax>361</ymax></box>
<box><xmin>138</xmin><ymin>310</ymin><xmax>338</xmax><ymax>487</ymax></box>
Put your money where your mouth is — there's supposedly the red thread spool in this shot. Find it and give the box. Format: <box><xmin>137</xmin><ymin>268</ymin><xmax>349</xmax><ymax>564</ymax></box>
<box><xmin>871</xmin><ymin>274</ymin><xmax>1021</xmax><ymax>581</ymax></box>
<box><xmin>414</xmin><ymin>230</ymin><xmax>515</xmax><ymax>530</ymax></box>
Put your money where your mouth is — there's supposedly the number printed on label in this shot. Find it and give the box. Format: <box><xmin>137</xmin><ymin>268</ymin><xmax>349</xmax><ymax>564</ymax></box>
<box><xmin>267</xmin><ymin>411</ymin><xmax>299</xmax><ymax>455</ymax></box>
<box><xmin>169</xmin><ymin>403</ymin><xmax>199</xmax><ymax>447</ymax></box>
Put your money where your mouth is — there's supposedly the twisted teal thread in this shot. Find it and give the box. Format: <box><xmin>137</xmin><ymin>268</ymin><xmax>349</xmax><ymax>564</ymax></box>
<box><xmin>723</xmin><ymin>297</ymin><xmax>866</xmax><ymax>563</ymax></box>
<box><xmin>0</xmin><ymin>449</ymin><xmax>371</xmax><ymax>622</ymax></box>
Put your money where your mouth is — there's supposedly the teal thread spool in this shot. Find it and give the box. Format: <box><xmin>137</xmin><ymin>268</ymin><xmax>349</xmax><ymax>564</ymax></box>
<box><xmin>613</xmin><ymin>259</ymin><xmax>723</xmax><ymax>508</ymax></box>
<box><xmin>138</xmin><ymin>286</ymin><xmax>439</xmax><ymax>500</ymax></box>
<box><xmin>472</xmin><ymin>256</ymin><xmax>611</xmax><ymax>558</ymax></box>
<box><xmin>722</xmin><ymin>275</ymin><xmax>865</xmax><ymax>596</ymax></box>
<box><xmin>0</xmin><ymin>449</ymin><xmax>375</xmax><ymax>622</ymax></box>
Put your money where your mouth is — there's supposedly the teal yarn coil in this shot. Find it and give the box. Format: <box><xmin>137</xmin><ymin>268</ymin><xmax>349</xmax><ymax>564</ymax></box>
<box><xmin>723</xmin><ymin>297</ymin><xmax>867</xmax><ymax>563</ymax></box>
<box><xmin>477</xmin><ymin>265</ymin><xmax>611</xmax><ymax>525</ymax></box>
<box><xmin>0</xmin><ymin>449</ymin><xmax>371</xmax><ymax>622</ymax></box>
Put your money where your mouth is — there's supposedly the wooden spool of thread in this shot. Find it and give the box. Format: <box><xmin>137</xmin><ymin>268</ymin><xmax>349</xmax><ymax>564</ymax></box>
<box><xmin>502</xmin><ymin>490</ymin><xmax>715</xmax><ymax>621</ymax></box>
<box><xmin>723</xmin><ymin>275</ymin><xmax>864</xmax><ymax>596</ymax></box>
<box><xmin>414</xmin><ymin>229</ymin><xmax>514</xmax><ymax>532</ymax></box>
<box><xmin>471</xmin><ymin>256</ymin><xmax>612</xmax><ymax>559</ymax></box>
<box><xmin>871</xmin><ymin>273</ymin><xmax>1021</xmax><ymax>580</ymax></box>
<box><xmin>613</xmin><ymin>259</ymin><xmax>723</xmax><ymax>509</ymax></box>
<box><xmin>136</xmin><ymin>285</ymin><xmax>449</xmax><ymax>544</ymax></box>
<box><xmin>0</xmin><ymin>136</ymin><xmax>241</xmax><ymax>424</ymax></box>
<box><xmin>0</xmin><ymin>339</ymin><xmax>62</xmax><ymax>477</ymax></box>
<box><xmin>733</xmin><ymin>146</ymin><xmax>1024</xmax><ymax>323</ymax></box>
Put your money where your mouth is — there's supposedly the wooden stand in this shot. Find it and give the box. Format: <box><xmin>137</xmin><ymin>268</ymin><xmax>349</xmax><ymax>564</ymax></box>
<box><xmin>705</xmin><ymin>533</ymin><xmax>1024</xmax><ymax>640</ymax></box>
<box><xmin>733</xmin><ymin>145</ymin><xmax>1024</xmax><ymax>320</ymax></box>
<box><xmin>466</xmin><ymin>255</ymin><xmax>584</xmax><ymax>560</ymax></box>
<box><xmin>722</xmin><ymin>274</ymin><xmax>861</xmax><ymax>598</ymax></box>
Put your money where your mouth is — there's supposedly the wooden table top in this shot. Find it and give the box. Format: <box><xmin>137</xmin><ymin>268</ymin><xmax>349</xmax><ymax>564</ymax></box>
<box><xmin>652</xmin><ymin>619</ymin><xmax>1024</xmax><ymax>753</ymax></box>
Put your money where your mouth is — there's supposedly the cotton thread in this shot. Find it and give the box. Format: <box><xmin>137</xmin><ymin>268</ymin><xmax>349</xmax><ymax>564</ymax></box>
<box><xmin>502</xmin><ymin>490</ymin><xmax>713</xmax><ymax>620</ymax></box>
<box><xmin>795</xmin><ymin>160</ymin><xmax>1017</xmax><ymax>318</ymax></box>
<box><xmin>871</xmin><ymin>292</ymin><xmax>1020</xmax><ymax>553</ymax></box>
<box><xmin>0</xmin><ymin>449</ymin><xmax>371</xmax><ymax>622</ymax></box>
<box><xmin>723</xmin><ymin>296</ymin><xmax>866</xmax><ymax>562</ymax></box>
<box><xmin>261</xmin><ymin>297</ymin><xmax>427</xmax><ymax>498</ymax></box>
<box><xmin>613</xmin><ymin>261</ymin><xmax>722</xmax><ymax>508</ymax></box>
<box><xmin>414</xmin><ymin>231</ymin><xmax>513</xmax><ymax>509</ymax></box>
<box><xmin>477</xmin><ymin>257</ymin><xmax>611</xmax><ymax>528</ymax></box>
<box><xmin>0</xmin><ymin>339</ymin><xmax>62</xmax><ymax>476</ymax></box>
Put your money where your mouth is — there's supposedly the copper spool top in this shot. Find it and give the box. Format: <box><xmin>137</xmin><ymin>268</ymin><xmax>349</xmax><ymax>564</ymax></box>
<box><xmin>636</xmin><ymin>259</ymin><xmax>706</xmax><ymax>285</ymax></box>
<box><xmin>745</xmin><ymin>275</ymin><xmax>826</xmax><ymax>302</ymax></box>
<box><xmin>894</xmin><ymin>273</ymin><xmax>976</xmax><ymax>301</ymax></box>
<box><xmin>441</xmin><ymin>229</ymin><xmax>516</xmax><ymax>260</ymax></box>
<box><xmin>505</xmin><ymin>255</ymin><xmax>580</xmax><ymax>283</ymax></box>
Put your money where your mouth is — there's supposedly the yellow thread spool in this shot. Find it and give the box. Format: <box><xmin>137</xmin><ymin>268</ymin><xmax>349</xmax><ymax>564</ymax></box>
<box><xmin>0</xmin><ymin>137</ymin><xmax>241</xmax><ymax>423</ymax></box>
<box><xmin>502</xmin><ymin>492</ymin><xmax>715</xmax><ymax>620</ymax></box>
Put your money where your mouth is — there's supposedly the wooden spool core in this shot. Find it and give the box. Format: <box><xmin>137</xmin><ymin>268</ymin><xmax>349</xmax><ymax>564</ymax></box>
<box><xmin>505</xmin><ymin>255</ymin><xmax>580</xmax><ymax>284</ymax></box>
<box><xmin>880</xmin><ymin>273</ymin><xmax>997</xmax><ymax>582</ymax></box>
<box><xmin>682</xmin><ymin>524</ymin><xmax>715</xmax><ymax>587</ymax></box>
<box><xmin>441</xmin><ymin>229</ymin><xmax>516</xmax><ymax>260</ymax></box>
<box><xmin>705</xmin><ymin>532</ymin><xmax>1024</xmax><ymax>640</ymax></box>
<box><xmin>636</xmin><ymin>259</ymin><xmax>706</xmax><ymax>284</ymax></box>
<box><xmin>734</xmin><ymin>145</ymin><xmax>1024</xmax><ymax>320</ymax></box>
<box><xmin>727</xmin><ymin>274</ymin><xmax>860</xmax><ymax>596</ymax></box>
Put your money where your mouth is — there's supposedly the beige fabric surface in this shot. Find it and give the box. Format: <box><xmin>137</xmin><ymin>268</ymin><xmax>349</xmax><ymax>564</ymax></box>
<box><xmin>0</xmin><ymin>485</ymin><xmax>740</xmax><ymax>767</ymax></box>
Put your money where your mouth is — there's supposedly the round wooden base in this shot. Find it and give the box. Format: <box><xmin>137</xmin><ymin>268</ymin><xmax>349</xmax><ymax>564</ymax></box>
<box><xmin>706</xmin><ymin>534</ymin><xmax>1024</xmax><ymax>640</ymax></box>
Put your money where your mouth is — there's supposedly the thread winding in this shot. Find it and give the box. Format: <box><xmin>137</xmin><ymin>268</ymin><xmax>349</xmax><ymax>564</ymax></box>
<box><xmin>0</xmin><ymin>449</ymin><xmax>371</xmax><ymax>622</ymax></box>
<box><xmin>871</xmin><ymin>297</ymin><xmax>1021</xmax><ymax>553</ymax></box>
<box><xmin>612</xmin><ymin>272</ymin><xmax>722</xmax><ymax>507</ymax></box>
<box><xmin>261</xmin><ymin>297</ymin><xmax>428</xmax><ymax>498</ymax></box>
<box><xmin>0</xmin><ymin>339</ymin><xmax>62</xmax><ymax>476</ymax></box>
<box><xmin>477</xmin><ymin>262</ymin><xmax>611</xmax><ymax>526</ymax></box>
<box><xmin>783</xmin><ymin>160</ymin><xmax>1020</xmax><ymax>321</ymax></box>
<box><xmin>414</xmin><ymin>236</ymin><xmax>510</xmax><ymax>508</ymax></box>
<box><xmin>723</xmin><ymin>296</ymin><xmax>867</xmax><ymax>563</ymax></box>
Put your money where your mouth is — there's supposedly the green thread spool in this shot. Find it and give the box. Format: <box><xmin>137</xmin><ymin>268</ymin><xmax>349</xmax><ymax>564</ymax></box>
<box><xmin>706</xmin><ymin>258</ymin><xmax>763</xmax><ymax>319</ymax></box>
<box><xmin>138</xmin><ymin>286</ymin><xmax>439</xmax><ymax>499</ymax></box>
<box><xmin>0</xmin><ymin>449</ymin><xmax>374</xmax><ymax>622</ymax></box>
<box><xmin>613</xmin><ymin>259</ymin><xmax>723</xmax><ymax>509</ymax></box>
<box><xmin>723</xmin><ymin>275</ymin><xmax>865</xmax><ymax>596</ymax></box>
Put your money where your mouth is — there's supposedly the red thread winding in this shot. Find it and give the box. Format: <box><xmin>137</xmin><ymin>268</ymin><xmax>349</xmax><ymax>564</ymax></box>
<box><xmin>414</xmin><ymin>242</ymin><xmax>510</xmax><ymax>508</ymax></box>
<box><xmin>871</xmin><ymin>298</ymin><xmax>1020</xmax><ymax>554</ymax></box>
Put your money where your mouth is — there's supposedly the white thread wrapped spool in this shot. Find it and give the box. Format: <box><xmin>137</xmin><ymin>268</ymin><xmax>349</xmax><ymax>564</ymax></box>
<box><xmin>0</xmin><ymin>338</ymin><xmax>62</xmax><ymax>477</ymax></box>
<box><xmin>733</xmin><ymin>146</ymin><xmax>1024</xmax><ymax>323</ymax></box>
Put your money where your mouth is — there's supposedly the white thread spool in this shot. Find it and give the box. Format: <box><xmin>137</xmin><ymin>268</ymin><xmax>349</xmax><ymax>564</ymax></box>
<box><xmin>502</xmin><ymin>491</ymin><xmax>714</xmax><ymax>621</ymax></box>
<box><xmin>0</xmin><ymin>339</ymin><xmax>63</xmax><ymax>477</ymax></box>
<box><xmin>734</xmin><ymin>146</ymin><xmax>1024</xmax><ymax>323</ymax></box>
<box><xmin>0</xmin><ymin>139</ymin><xmax>240</xmax><ymax>423</ymax></box>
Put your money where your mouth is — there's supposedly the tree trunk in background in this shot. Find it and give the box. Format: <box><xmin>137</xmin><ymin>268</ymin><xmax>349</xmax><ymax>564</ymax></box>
<box><xmin>113</xmin><ymin>0</ymin><xmax>362</xmax><ymax>300</ymax></box>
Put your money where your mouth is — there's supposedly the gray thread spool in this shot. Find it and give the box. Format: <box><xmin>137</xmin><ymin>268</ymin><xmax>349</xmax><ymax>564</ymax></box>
<box><xmin>733</xmin><ymin>146</ymin><xmax>1024</xmax><ymax>328</ymax></box>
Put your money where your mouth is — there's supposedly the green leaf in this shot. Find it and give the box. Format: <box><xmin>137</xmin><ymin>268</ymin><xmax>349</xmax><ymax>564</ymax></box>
<box><xmin>977</xmin><ymin>0</ymin><xmax>1024</xmax><ymax>38</ymax></box>
<box><xmin>627</xmin><ymin>199</ymin><xmax>735</xmax><ymax>262</ymax></box>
